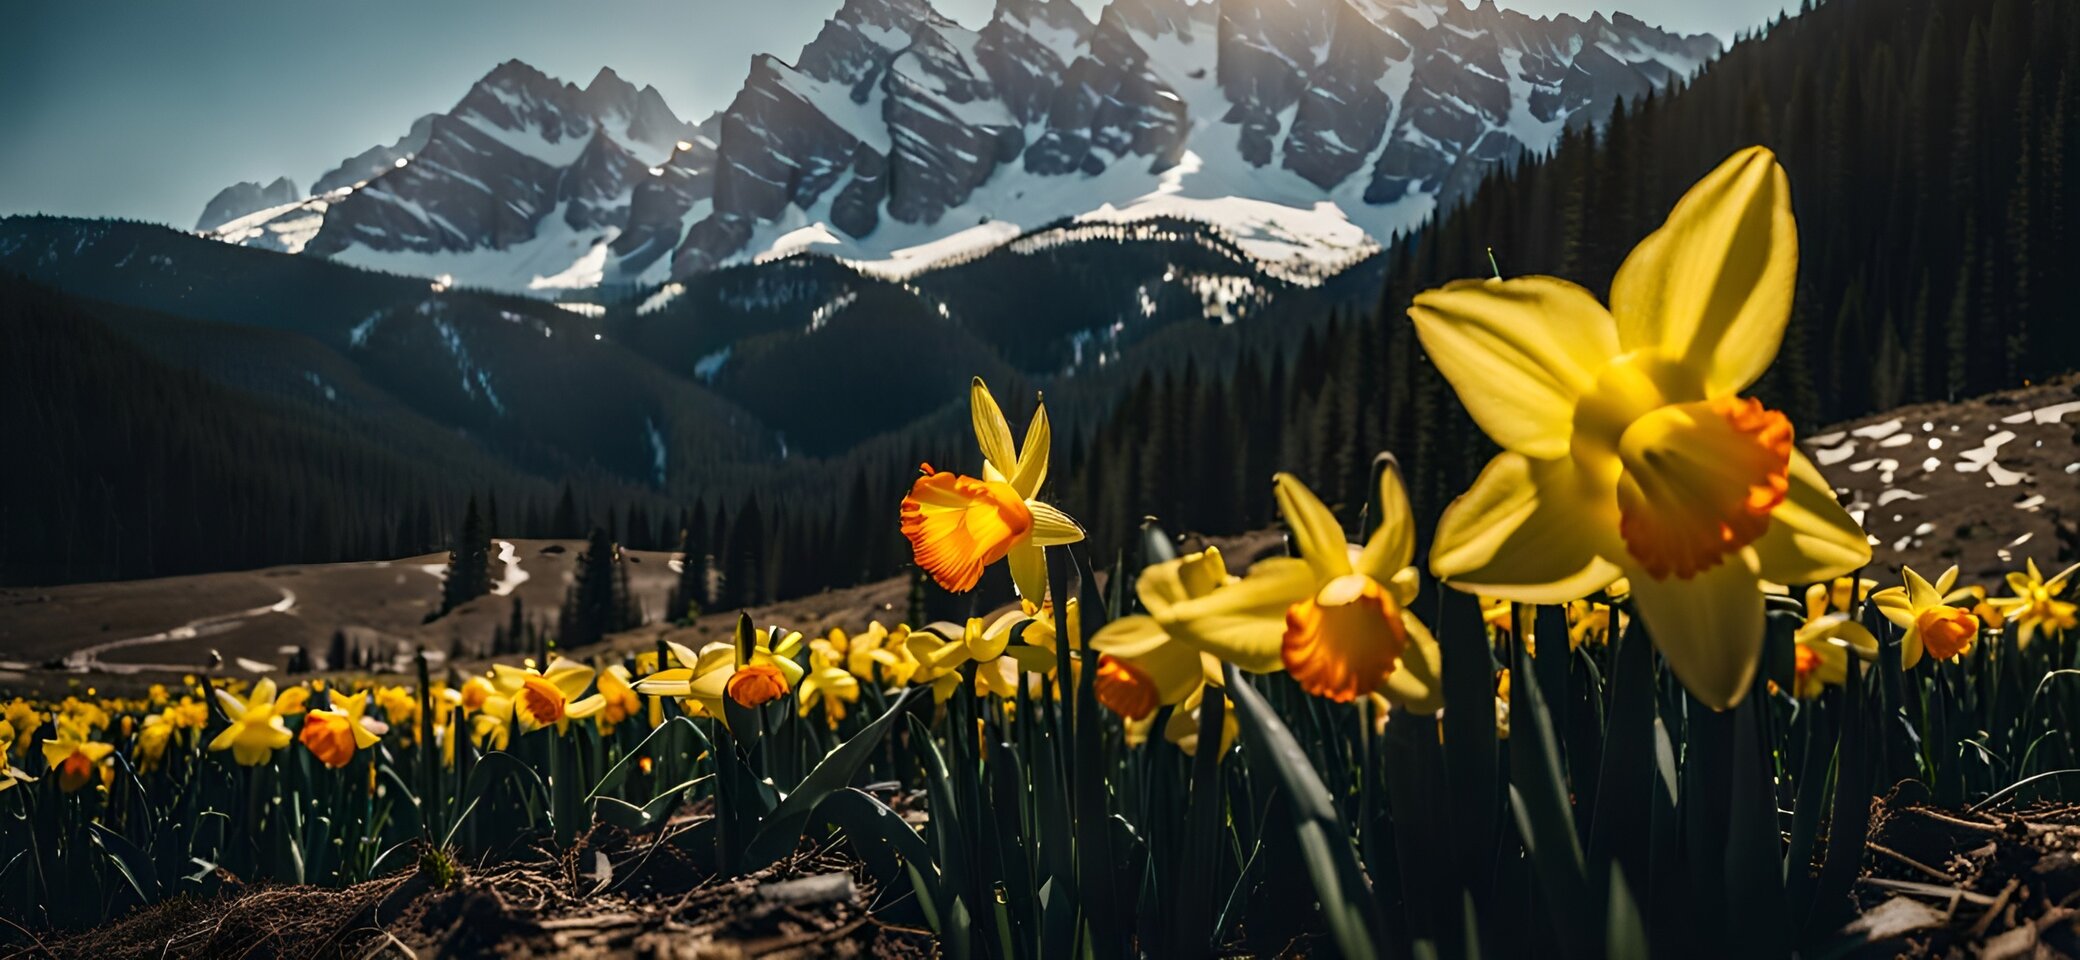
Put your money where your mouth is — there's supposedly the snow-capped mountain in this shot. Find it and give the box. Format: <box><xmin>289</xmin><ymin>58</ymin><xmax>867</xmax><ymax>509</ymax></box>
<box><xmin>196</xmin><ymin>177</ymin><xmax>301</xmax><ymax>232</ymax></box>
<box><xmin>202</xmin><ymin>0</ymin><xmax>1716</xmax><ymax>294</ymax></box>
<box><xmin>204</xmin><ymin>63</ymin><xmax>699</xmax><ymax>292</ymax></box>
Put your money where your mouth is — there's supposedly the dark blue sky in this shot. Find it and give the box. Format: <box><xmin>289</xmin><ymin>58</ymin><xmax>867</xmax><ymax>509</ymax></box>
<box><xmin>0</xmin><ymin>0</ymin><xmax>1786</xmax><ymax>228</ymax></box>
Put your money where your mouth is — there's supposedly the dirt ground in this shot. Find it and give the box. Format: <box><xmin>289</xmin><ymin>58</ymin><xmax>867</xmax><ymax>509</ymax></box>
<box><xmin>1851</xmin><ymin>788</ymin><xmax>2080</xmax><ymax>957</ymax></box>
<box><xmin>23</xmin><ymin>815</ymin><xmax>936</xmax><ymax>960</ymax></box>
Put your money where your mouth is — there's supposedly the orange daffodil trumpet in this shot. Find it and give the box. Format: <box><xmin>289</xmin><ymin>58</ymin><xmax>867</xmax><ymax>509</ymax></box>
<box><xmin>902</xmin><ymin>377</ymin><xmax>1085</xmax><ymax>602</ymax></box>
<box><xmin>1411</xmin><ymin>146</ymin><xmax>1870</xmax><ymax>709</ymax></box>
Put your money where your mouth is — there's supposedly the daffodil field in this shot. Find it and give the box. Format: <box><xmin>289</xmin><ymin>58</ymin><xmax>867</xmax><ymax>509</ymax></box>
<box><xmin>7</xmin><ymin>147</ymin><xmax>2080</xmax><ymax>957</ymax></box>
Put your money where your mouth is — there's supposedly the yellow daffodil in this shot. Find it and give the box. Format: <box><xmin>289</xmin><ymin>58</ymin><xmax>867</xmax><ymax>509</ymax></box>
<box><xmin>798</xmin><ymin>644</ymin><xmax>860</xmax><ymax>728</ymax></box>
<box><xmin>1089</xmin><ymin>550</ymin><xmax>1240</xmax><ymax>720</ymax></box>
<box><xmin>134</xmin><ymin>710</ymin><xmax>176</xmax><ymax>770</ymax></box>
<box><xmin>637</xmin><ymin>619</ymin><xmax>804</xmax><ymax>720</ymax></box>
<box><xmin>593</xmin><ymin>664</ymin><xmax>643</xmax><ymax>734</ymax></box>
<box><xmin>1273</xmin><ymin>470</ymin><xmax>1444</xmax><ymax>711</ymax></box>
<box><xmin>2</xmin><ymin>700</ymin><xmax>40</xmax><ymax>760</ymax></box>
<box><xmin>458</xmin><ymin>675</ymin><xmax>501</xmax><ymax>715</ymax></box>
<box><xmin>299</xmin><ymin>691</ymin><xmax>385</xmax><ymax>769</ymax></box>
<box><xmin>901</xmin><ymin>378</ymin><xmax>1085</xmax><ymax>602</ymax></box>
<box><xmin>1162</xmin><ymin>687</ymin><xmax>1238</xmax><ymax>757</ymax></box>
<box><xmin>0</xmin><ymin>721</ymin><xmax>34</xmax><ymax>792</ymax></box>
<box><xmin>471</xmin><ymin>696</ymin><xmax>515</xmax><ymax>751</ymax></box>
<box><xmin>490</xmin><ymin>657</ymin><xmax>606</xmax><ymax>734</ymax></box>
<box><xmin>845</xmin><ymin>621</ymin><xmax>922</xmax><ymax>687</ymax></box>
<box><xmin>1789</xmin><ymin>614</ymin><xmax>1879</xmax><ymax>699</ymax></box>
<box><xmin>1989</xmin><ymin>559</ymin><xmax>2078</xmax><ymax>650</ymax></box>
<box><xmin>1955</xmin><ymin>585</ymin><xmax>2006</xmax><ymax>633</ymax></box>
<box><xmin>1873</xmin><ymin>566</ymin><xmax>1981</xmax><ymax>665</ymax></box>
<box><xmin>273</xmin><ymin>685</ymin><xmax>310</xmax><ymax>716</ymax></box>
<box><xmin>1806</xmin><ymin>576</ymin><xmax>1878</xmax><ymax>620</ymax></box>
<box><xmin>908</xmin><ymin>613</ymin><xmax>1022</xmax><ymax>703</ymax></box>
<box><xmin>209</xmin><ymin>677</ymin><xmax>295</xmax><ymax>766</ymax></box>
<box><xmin>42</xmin><ymin>724</ymin><xmax>115</xmax><ymax>792</ymax></box>
<box><xmin>1412</xmin><ymin>146</ymin><xmax>1870</xmax><ymax>709</ymax></box>
<box><xmin>375</xmin><ymin>685</ymin><xmax>421</xmax><ymax>744</ymax></box>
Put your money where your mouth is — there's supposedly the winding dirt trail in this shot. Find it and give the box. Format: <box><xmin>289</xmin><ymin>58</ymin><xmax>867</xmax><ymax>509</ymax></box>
<box><xmin>60</xmin><ymin>586</ymin><xmax>297</xmax><ymax>674</ymax></box>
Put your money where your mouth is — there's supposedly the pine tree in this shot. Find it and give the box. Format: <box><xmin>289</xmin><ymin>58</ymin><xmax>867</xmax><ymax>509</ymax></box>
<box><xmin>438</xmin><ymin>495</ymin><xmax>492</xmax><ymax>617</ymax></box>
<box><xmin>561</xmin><ymin>526</ymin><xmax>623</xmax><ymax>647</ymax></box>
<box><xmin>668</xmin><ymin>526</ymin><xmax>704</xmax><ymax>625</ymax></box>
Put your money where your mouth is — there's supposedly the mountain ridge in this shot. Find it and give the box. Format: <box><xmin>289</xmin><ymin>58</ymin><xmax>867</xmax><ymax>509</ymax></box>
<box><xmin>199</xmin><ymin>0</ymin><xmax>1716</xmax><ymax>294</ymax></box>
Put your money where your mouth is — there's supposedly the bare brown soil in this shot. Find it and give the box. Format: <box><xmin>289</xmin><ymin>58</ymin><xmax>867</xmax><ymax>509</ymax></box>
<box><xmin>1851</xmin><ymin>790</ymin><xmax>2080</xmax><ymax>957</ymax></box>
<box><xmin>26</xmin><ymin>824</ymin><xmax>934</xmax><ymax>960</ymax></box>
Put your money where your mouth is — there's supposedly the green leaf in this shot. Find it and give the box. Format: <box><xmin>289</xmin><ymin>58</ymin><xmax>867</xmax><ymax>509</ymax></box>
<box><xmin>1587</xmin><ymin>615</ymin><xmax>1655</xmax><ymax>901</ymax></box>
<box><xmin>743</xmin><ymin>686</ymin><xmax>923</xmax><ymax>870</ymax></box>
<box><xmin>443</xmin><ymin>750</ymin><xmax>549</xmax><ymax>847</ymax></box>
<box><xmin>89</xmin><ymin>822</ymin><xmax>162</xmax><ymax>904</ymax></box>
<box><xmin>1228</xmin><ymin>665</ymin><xmax>1385</xmax><ymax>960</ymax></box>
<box><xmin>1605</xmin><ymin>865</ymin><xmax>1649</xmax><ymax>960</ymax></box>
<box><xmin>1506</xmin><ymin>639</ymin><xmax>1591</xmax><ymax>956</ymax></box>
<box><xmin>594</xmin><ymin>777</ymin><xmax>709</xmax><ymax>831</ymax></box>
<box><xmin>1437</xmin><ymin>589</ymin><xmax>1499</xmax><ymax>901</ymax></box>
<box><xmin>821</xmin><ymin>787</ymin><xmax>938</xmax><ymax>910</ymax></box>
<box><xmin>586</xmin><ymin>715</ymin><xmax>710</xmax><ymax>804</ymax></box>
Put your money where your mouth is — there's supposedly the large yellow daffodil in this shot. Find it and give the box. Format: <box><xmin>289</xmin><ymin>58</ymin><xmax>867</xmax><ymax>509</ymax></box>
<box><xmin>209</xmin><ymin>677</ymin><xmax>295</xmax><ymax>765</ymax></box>
<box><xmin>1872</xmin><ymin>566</ymin><xmax>1981</xmax><ymax>665</ymax></box>
<box><xmin>902</xmin><ymin>378</ymin><xmax>1085</xmax><ymax>602</ymax></box>
<box><xmin>1989</xmin><ymin>559</ymin><xmax>2078</xmax><ymax>650</ymax></box>
<box><xmin>1411</xmin><ymin>146</ymin><xmax>1870</xmax><ymax>709</ymax></box>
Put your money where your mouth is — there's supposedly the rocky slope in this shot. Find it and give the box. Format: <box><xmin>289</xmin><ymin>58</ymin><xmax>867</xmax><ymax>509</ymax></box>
<box><xmin>200</xmin><ymin>0</ymin><xmax>1715</xmax><ymax>293</ymax></box>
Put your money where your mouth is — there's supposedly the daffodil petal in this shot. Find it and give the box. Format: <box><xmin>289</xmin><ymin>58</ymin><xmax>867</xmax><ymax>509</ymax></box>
<box><xmin>1430</xmin><ymin>452</ymin><xmax>1624</xmax><ymax>603</ymax></box>
<box><xmin>1159</xmin><ymin>557</ymin><xmax>1316</xmax><ymax>673</ymax></box>
<box><xmin>1748</xmin><ymin>451</ymin><xmax>1871</xmax><ymax>585</ymax></box>
<box><xmin>1027</xmin><ymin>500</ymin><xmax>1084</xmax><ymax>546</ymax></box>
<box><xmin>1608</xmin><ymin>146</ymin><xmax>1796</xmax><ymax>396</ymax></box>
<box><xmin>1629</xmin><ymin>559</ymin><xmax>1766</xmax><ymax>710</ymax></box>
<box><xmin>971</xmin><ymin>377</ymin><xmax>1019</xmax><ymax>479</ymax></box>
<box><xmin>1355</xmin><ymin>458</ymin><xmax>1415</xmax><ymax>583</ymax></box>
<box><xmin>1008</xmin><ymin>539</ymin><xmax>1048</xmax><ymax>604</ymax></box>
<box><xmin>1136</xmin><ymin>636</ymin><xmax>1210</xmax><ymax>706</ymax></box>
<box><xmin>1012</xmin><ymin>401</ymin><xmax>1051</xmax><ymax>499</ymax></box>
<box><xmin>1274</xmin><ymin>472</ymin><xmax>1352</xmax><ymax>580</ymax></box>
<box><xmin>1089</xmin><ymin>615</ymin><xmax>1170</xmax><ymax>659</ymax></box>
<box><xmin>1408</xmin><ymin>276</ymin><xmax>1620</xmax><ymax>459</ymax></box>
<box><xmin>1379</xmin><ymin>613</ymin><xmax>1444</xmax><ymax>715</ymax></box>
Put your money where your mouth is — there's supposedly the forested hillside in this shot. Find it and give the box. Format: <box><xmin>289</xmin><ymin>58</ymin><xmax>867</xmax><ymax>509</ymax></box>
<box><xmin>1056</xmin><ymin>0</ymin><xmax>2080</xmax><ymax>562</ymax></box>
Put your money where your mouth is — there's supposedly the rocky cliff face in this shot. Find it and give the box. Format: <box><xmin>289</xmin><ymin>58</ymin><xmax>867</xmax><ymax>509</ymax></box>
<box><xmin>202</xmin><ymin>0</ymin><xmax>1717</xmax><ymax>292</ymax></box>
<box><xmin>204</xmin><ymin>61</ymin><xmax>694</xmax><ymax>289</ymax></box>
